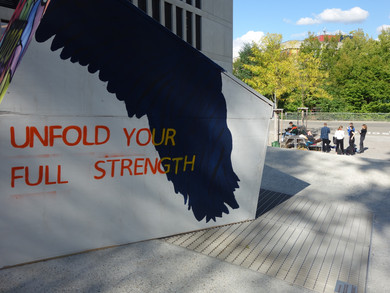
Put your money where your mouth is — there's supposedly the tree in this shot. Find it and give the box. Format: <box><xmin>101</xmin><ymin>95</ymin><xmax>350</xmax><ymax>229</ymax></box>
<box><xmin>233</xmin><ymin>42</ymin><xmax>257</xmax><ymax>82</ymax></box>
<box><xmin>242</xmin><ymin>33</ymin><xmax>295</xmax><ymax>108</ymax></box>
<box><xmin>289</xmin><ymin>51</ymin><xmax>330</xmax><ymax>109</ymax></box>
<box><xmin>300</xmin><ymin>32</ymin><xmax>340</xmax><ymax>71</ymax></box>
<box><xmin>330</xmin><ymin>29</ymin><xmax>390</xmax><ymax>112</ymax></box>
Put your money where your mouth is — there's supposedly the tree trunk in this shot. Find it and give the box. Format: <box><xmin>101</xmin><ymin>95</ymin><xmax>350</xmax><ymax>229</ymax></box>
<box><xmin>274</xmin><ymin>92</ymin><xmax>278</xmax><ymax>108</ymax></box>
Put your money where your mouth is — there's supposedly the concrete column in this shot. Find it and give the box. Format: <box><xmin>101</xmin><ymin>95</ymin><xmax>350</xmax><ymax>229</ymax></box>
<box><xmin>147</xmin><ymin>0</ymin><xmax>152</xmax><ymax>16</ymax></box>
<box><xmin>192</xmin><ymin>11</ymin><xmax>196</xmax><ymax>47</ymax></box>
<box><xmin>172</xmin><ymin>5</ymin><xmax>177</xmax><ymax>34</ymax></box>
<box><xmin>180</xmin><ymin>9</ymin><xmax>185</xmax><ymax>40</ymax></box>
<box><xmin>160</xmin><ymin>0</ymin><xmax>165</xmax><ymax>26</ymax></box>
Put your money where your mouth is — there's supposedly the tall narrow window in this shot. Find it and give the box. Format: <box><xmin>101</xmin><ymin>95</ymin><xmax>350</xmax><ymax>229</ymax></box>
<box><xmin>195</xmin><ymin>14</ymin><xmax>201</xmax><ymax>50</ymax></box>
<box><xmin>152</xmin><ymin>0</ymin><xmax>160</xmax><ymax>22</ymax></box>
<box><xmin>164</xmin><ymin>2</ymin><xmax>172</xmax><ymax>31</ymax></box>
<box><xmin>138</xmin><ymin>0</ymin><xmax>147</xmax><ymax>13</ymax></box>
<box><xmin>186</xmin><ymin>11</ymin><xmax>193</xmax><ymax>45</ymax></box>
<box><xmin>186</xmin><ymin>0</ymin><xmax>192</xmax><ymax>5</ymax></box>
<box><xmin>195</xmin><ymin>0</ymin><xmax>201</xmax><ymax>9</ymax></box>
<box><xmin>176</xmin><ymin>7</ymin><xmax>183</xmax><ymax>39</ymax></box>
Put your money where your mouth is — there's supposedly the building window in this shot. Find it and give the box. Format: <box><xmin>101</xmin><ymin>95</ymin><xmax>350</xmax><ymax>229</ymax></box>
<box><xmin>0</xmin><ymin>0</ymin><xmax>18</xmax><ymax>9</ymax></box>
<box><xmin>195</xmin><ymin>0</ymin><xmax>201</xmax><ymax>9</ymax></box>
<box><xmin>164</xmin><ymin>2</ymin><xmax>172</xmax><ymax>31</ymax></box>
<box><xmin>176</xmin><ymin>7</ymin><xmax>183</xmax><ymax>39</ymax></box>
<box><xmin>186</xmin><ymin>11</ymin><xmax>193</xmax><ymax>45</ymax></box>
<box><xmin>186</xmin><ymin>0</ymin><xmax>192</xmax><ymax>4</ymax></box>
<box><xmin>138</xmin><ymin>0</ymin><xmax>147</xmax><ymax>13</ymax></box>
<box><xmin>152</xmin><ymin>0</ymin><xmax>160</xmax><ymax>22</ymax></box>
<box><xmin>195</xmin><ymin>14</ymin><xmax>201</xmax><ymax>50</ymax></box>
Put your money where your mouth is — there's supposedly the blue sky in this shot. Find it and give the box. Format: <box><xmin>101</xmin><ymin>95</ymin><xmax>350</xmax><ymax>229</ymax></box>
<box><xmin>233</xmin><ymin>0</ymin><xmax>390</xmax><ymax>57</ymax></box>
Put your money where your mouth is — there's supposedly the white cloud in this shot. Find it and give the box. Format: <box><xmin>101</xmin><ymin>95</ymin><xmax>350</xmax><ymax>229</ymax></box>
<box><xmin>233</xmin><ymin>30</ymin><xmax>264</xmax><ymax>58</ymax></box>
<box><xmin>377</xmin><ymin>24</ymin><xmax>390</xmax><ymax>33</ymax></box>
<box><xmin>297</xmin><ymin>7</ymin><xmax>369</xmax><ymax>25</ymax></box>
<box><xmin>297</xmin><ymin>17</ymin><xmax>321</xmax><ymax>25</ymax></box>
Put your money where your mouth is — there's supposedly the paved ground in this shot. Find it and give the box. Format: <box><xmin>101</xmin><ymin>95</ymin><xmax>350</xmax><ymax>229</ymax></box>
<box><xmin>1</xmin><ymin>120</ymin><xmax>389</xmax><ymax>293</ymax></box>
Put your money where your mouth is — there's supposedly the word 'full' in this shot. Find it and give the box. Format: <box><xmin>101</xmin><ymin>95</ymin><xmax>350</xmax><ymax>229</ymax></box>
<box><xmin>11</xmin><ymin>165</ymin><xmax>68</xmax><ymax>187</ymax></box>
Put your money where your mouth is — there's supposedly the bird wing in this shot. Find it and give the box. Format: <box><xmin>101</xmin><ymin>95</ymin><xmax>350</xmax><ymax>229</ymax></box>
<box><xmin>34</xmin><ymin>0</ymin><xmax>240</xmax><ymax>222</ymax></box>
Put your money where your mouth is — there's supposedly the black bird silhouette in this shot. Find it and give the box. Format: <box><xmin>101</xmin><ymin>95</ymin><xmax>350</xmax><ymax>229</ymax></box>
<box><xmin>35</xmin><ymin>0</ymin><xmax>240</xmax><ymax>222</ymax></box>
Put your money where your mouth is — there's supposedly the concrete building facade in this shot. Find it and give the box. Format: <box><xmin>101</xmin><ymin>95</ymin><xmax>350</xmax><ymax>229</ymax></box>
<box><xmin>1</xmin><ymin>0</ymin><xmax>233</xmax><ymax>71</ymax></box>
<box><xmin>129</xmin><ymin>0</ymin><xmax>233</xmax><ymax>71</ymax></box>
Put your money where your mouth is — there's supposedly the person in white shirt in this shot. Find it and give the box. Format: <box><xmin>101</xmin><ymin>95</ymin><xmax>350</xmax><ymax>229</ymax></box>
<box><xmin>334</xmin><ymin>125</ymin><xmax>345</xmax><ymax>154</ymax></box>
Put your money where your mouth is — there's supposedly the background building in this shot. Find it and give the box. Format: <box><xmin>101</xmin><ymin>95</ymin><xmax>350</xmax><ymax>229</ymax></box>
<box><xmin>129</xmin><ymin>0</ymin><xmax>233</xmax><ymax>72</ymax></box>
<box><xmin>0</xmin><ymin>0</ymin><xmax>233</xmax><ymax>72</ymax></box>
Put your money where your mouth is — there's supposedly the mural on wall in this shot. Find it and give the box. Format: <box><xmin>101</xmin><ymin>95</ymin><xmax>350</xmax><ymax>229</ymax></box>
<box><xmin>0</xmin><ymin>0</ymin><xmax>50</xmax><ymax>103</ymax></box>
<box><xmin>1</xmin><ymin>0</ymin><xmax>241</xmax><ymax>222</ymax></box>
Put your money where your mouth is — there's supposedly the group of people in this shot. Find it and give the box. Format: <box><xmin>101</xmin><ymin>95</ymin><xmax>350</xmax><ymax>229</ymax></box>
<box><xmin>282</xmin><ymin>121</ymin><xmax>368</xmax><ymax>155</ymax></box>
<box><xmin>320</xmin><ymin>122</ymin><xmax>367</xmax><ymax>155</ymax></box>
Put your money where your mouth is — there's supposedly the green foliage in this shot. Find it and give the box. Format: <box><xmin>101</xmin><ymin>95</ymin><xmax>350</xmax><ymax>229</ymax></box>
<box><xmin>237</xmin><ymin>33</ymin><xmax>296</xmax><ymax>107</ymax></box>
<box><xmin>288</xmin><ymin>51</ymin><xmax>330</xmax><ymax>108</ymax></box>
<box><xmin>329</xmin><ymin>29</ymin><xmax>390</xmax><ymax>112</ymax></box>
<box><xmin>233</xmin><ymin>43</ymin><xmax>257</xmax><ymax>82</ymax></box>
<box><xmin>232</xmin><ymin>29</ymin><xmax>390</xmax><ymax>113</ymax></box>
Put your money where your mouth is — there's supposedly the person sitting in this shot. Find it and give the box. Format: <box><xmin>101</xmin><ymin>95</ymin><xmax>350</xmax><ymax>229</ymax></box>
<box><xmin>282</xmin><ymin>121</ymin><xmax>298</xmax><ymax>141</ymax></box>
<box><xmin>301</xmin><ymin>130</ymin><xmax>321</xmax><ymax>147</ymax></box>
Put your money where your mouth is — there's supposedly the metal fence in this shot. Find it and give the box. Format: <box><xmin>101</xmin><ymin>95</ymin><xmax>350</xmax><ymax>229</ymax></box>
<box><xmin>284</xmin><ymin>112</ymin><xmax>390</xmax><ymax>121</ymax></box>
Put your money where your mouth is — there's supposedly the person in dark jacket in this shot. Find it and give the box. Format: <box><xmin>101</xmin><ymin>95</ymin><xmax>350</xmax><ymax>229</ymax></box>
<box><xmin>282</xmin><ymin>121</ymin><xmax>298</xmax><ymax>141</ymax></box>
<box><xmin>347</xmin><ymin>123</ymin><xmax>356</xmax><ymax>155</ymax></box>
<box><xmin>358</xmin><ymin>124</ymin><xmax>367</xmax><ymax>153</ymax></box>
<box><xmin>320</xmin><ymin>122</ymin><xmax>330</xmax><ymax>152</ymax></box>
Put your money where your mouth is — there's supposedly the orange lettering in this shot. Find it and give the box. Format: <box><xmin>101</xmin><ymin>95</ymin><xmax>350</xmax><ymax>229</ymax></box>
<box><xmin>30</xmin><ymin>126</ymin><xmax>48</xmax><ymax>147</ymax></box>
<box><xmin>145</xmin><ymin>158</ymin><xmax>159</xmax><ymax>174</ymax></box>
<box><xmin>136</xmin><ymin>128</ymin><xmax>151</xmax><ymax>146</ymax></box>
<box><xmin>152</xmin><ymin>128</ymin><xmax>165</xmax><ymax>146</ymax></box>
<box><xmin>25</xmin><ymin>166</ymin><xmax>43</xmax><ymax>186</ymax></box>
<box><xmin>95</xmin><ymin>126</ymin><xmax>110</xmax><ymax>145</ymax></box>
<box><xmin>123</xmin><ymin>128</ymin><xmax>136</xmax><ymax>147</ymax></box>
<box><xmin>106</xmin><ymin>159</ymin><xmax>120</xmax><ymax>177</ymax></box>
<box><xmin>134</xmin><ymin>158</ymin><xmax>144</xmax><ymax>175</ymax></box>
<box><xmin>44</xmin><ymin>165</ymin><xmax>56</xmax><ymax>185</ymax></box>
<box><xmin>94</xmin><ymin>161</ymin><xmax>106</xmax><ymax>179</ymax></box>
<box><xmin>10</xmin><ymin>126</ymin><xmax>29</xmax><ymax>148</ymax></box>
<box><xmin>82</xmin><ymin>126</ymin><xmax>94</xmax><ymax>146</ymax></box>
<box><xmin>57</xmin><ymin>165</ymin><xmax>69</xmax><ymax>184</ymax></box>
<box><xmin>11</xmin><ymin>166</ymin><xmax>24</xmax><ymax>187</ymax></box>
<box><xmin>63</xmin><ymin>126</ymin><xmax>82</xmax><ymax>146</ymax></box>
<box><xmin>121</xmin><ymin>159</ymin><xmax>133</xmax><ymax>176</ymax></box>
<box><xmin>49</xmin><ymin>125</ymin><xmax>62</xmax><ymax>146</ymax></box>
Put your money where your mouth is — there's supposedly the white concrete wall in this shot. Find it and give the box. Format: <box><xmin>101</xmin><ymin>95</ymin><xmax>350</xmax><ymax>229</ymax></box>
<box><xmin>0</xmin><ymin>37</ymin><xmax>271</xmax><ymax>268</ymax></box>
<box><xmin>199</xmin><ymin>0</ymin><xmax>233</xmax><ymax>71</ymax></box>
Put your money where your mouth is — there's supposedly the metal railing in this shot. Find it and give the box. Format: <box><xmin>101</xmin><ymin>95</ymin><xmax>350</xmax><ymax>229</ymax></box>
<box><xmin>283</xmin><ymin>112</ymin><xmax>390</xmax><ymax>121</ymax></box>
